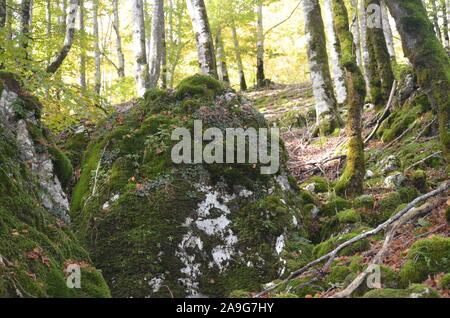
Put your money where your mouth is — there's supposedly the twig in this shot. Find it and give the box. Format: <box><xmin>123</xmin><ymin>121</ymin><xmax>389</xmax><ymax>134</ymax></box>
<box><xmin>406</xmin><ymin>151</ymin><xmax>442</xmax><ymax>170</ymax></box>
<box><xmin>254</xmin><ymin>181</ymin><xmax>450</xmax><ymax>298</ymax></box>
<box><xmin>364</xmin><ymin>80</ymin><xmax>397</xmax><ymax>145</ymax></box>
<box><xmin>413</xmin><ymin>119</ymin><xmax>436</xmax><ymax>142</ymax></box>
<box><xmin>264</xmin><ymin>0</ymin><xmax>303</xmax><ymax>36</ymax></box>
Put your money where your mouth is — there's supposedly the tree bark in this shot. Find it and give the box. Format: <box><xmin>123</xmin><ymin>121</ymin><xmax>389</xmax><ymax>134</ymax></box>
<box><xmin>256</xmin><ymin>0</ymin><xmax>266</xmax><ymax>87</ymax></box>
<box><xmin>161</xmin><ymin>30</ymin><xmax>168</xmax><ymax>89</ymax></box>
<box><xmin>351</xmin><ymin>0</ymin><xmax>363</xmax><ymax>67</ymax></box>
<box><xmin>186</xmin><ymin>0</ymin><xmax>218</xmax><ymax>78</ymax></box>
<box><xmin>430</xmin><ymin>0</ymin><xmax>443</xmax><ymax>42</ymax></box>
<box><xmin>0</xmin><ymin>0</ymin><xmax>5</xmax><ymax>28</ymax></box>
<box><xmin>93</xmin><ymin>0</ymin><xmax>101</xmax><ymax>94</ymax></box>
<box><xmin>380</xmin><ymin>0</ymin><xmax>397</xmax><ymax>64</ymax></box>
<box><xmin>132</xmin><ymin>0</ymin><xmax>150</xmax><ymax>96</ymax></box>
<box><xmin>386</xmin><ymin>0</ymin><xmax>450</xmax><ymax>164</ymax></box>
<box><xmin>231</xmin><ymin>23</ymin><xmax>247</xmax><ymax>91</ymax></box>
<box><xmin>112</xmin><ymin>0</ymin><xmax>125</xmax><ymax>78</ymax></box>
<box><xmin>323</xmin><ymin>0</ymin><xmax>347</xmax><ymax>105</ymax></box>
<box><xmin>20</xmin><ymin>0</ymin><xmax>32</xmax><ymax>53</ymax></box>
<box><xmin>46</xmin><ymin>0</ymin><xmax>79</xmax><ymax>74</ymax></box>
<box><xmin>442</xmin><ymin>0</ymin><xmax>450</xmax><ymax>49</ymax></box>
<box><xmin>359</xmin><ymin>0</ymin><xmax>371</xmax><ymax>94</ymax></box>
<box><xmin>148</xmin><ymin>0</ymin><xmax>165</xmax><ymax>89</ymax></box>
<box><xmin>365</xmin><ymin>0</ymin><xmax>395</xmax><ymax>108</ymax></box>
<box><xmin>79</xmin><ymin>0</ymin><xmax>86</xmax><ymax>88</ymax></box>
<box><xmin>302</xmin><ymin>0</ymin><xmax>341</xmax><ymax>136</ymax></box>
<box><xmin>332</xmin><ymin>0</ymin><xmax>366</xmax><ymax>196</ymax></box>
<box><xmin>215</xmin><ymin>28</ymin><xmax>230</xmax><ymax>83</ymax></box>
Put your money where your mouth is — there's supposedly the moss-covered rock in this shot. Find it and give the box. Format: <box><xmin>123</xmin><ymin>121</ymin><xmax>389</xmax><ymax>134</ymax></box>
<box><xmin>0</xmin><ymin>73</ymin><xmax>110</xmax><ymax>298</ymax></box>
<box><xmin>362</xmin><ymin>288</ymin><xmax>408</xmax><ymax>298</ymax></box>
<box><xmin>301</xmin><ymin>177</ymin><xmax>329</xmax><ymax>193</ymax></box>
<box><xmin>321</xmin><ymin>195</ymin><xmax>352</xmax><ymax>217</ymax></box>
<box><xmin>379</xmin><ymin>192</ymin><xmax>402</xmax><ymax>220</ymax></box>
<box><xmin>411</xmin><ymin>170</ymin><xmax>427</xmax><ymax>192</ymax></box>
<box><xmin>229</xmin><ymin>290</ymin><xmax>251</xmax><ymax>298</ymax></box>
<box><xmin>406</xmin><ymin>284</ymin><xmax>441</xmax><ymax>298</ymax></box>
<box><xmin>70</xmin><ymin>75</ymin><xmax>304</xmax><ymax>298</ymax></box>
<box><xmin>397</xmin><ymin>186</ymin><xmax>419</xmax><ymax>203</ymax></box>
<box><xmin>353</xmin><ymin>195</ymin><xmax>375</xmax><ymax>210</ymax></box>
<box><xmin>313</xmin><ymin>230</ymin><xmax>370</xmax><ymax>258</ymax></box>
<box><xmin>439</xmin><ymin>273</ymin><xmax>450</xmax><ymax>289</ymax></box>
<box><xmin>337</xmin><ymin>209</ymin><xmax>361</xmax><ymax>224</ymax></box>
<box><xmin>399</xmin><ymin>236</ymin><xmax>450</xmax><ymax>286</ymax></box>
<box><xmin>48</xmin><ymin>147</ymin><xmax>73</xmax><ymax>189</ymax></box>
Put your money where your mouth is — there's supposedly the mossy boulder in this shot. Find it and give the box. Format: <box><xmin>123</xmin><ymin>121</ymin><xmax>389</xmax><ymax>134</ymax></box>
<box><xmin>0</xmin><ymin>73</ymin><xmax>110</xmax><ymax>298</ymax></box>
<box><xmin>411</xmin><ymin>170</ymin><xmax>427</xmax><ymax>192</ymax></box>
<box><xmin>379</xmin><ymin>192</ymin><xmax>402</xmax><ymax>220</ymax></box>
<box><xmin>439</xmin><ymin>273</ymin><xmax>450</xmax><ymax>289</ymax></box>
<box><xmin>70</xmin><ymin>75</ymin><xmax>304</xmax><ymax>298</ymax></box>
<box><xmin>362</xmin><ymin>288</ymin><xmax>408</xmax><ymax>298</ymax></box>
<box><xmin>48</xmin><ymin>147</ymin><xmax>73</xmax><ymax>189</ymax></box>
<box><xmin>353</xmin><ymin>195</ymin><xmax>375</xmax><ymax>210</ymax></box>
<box><xmin>399</xmin><ymin>236</ymin><xmax>450</xmax><ymax>286</ymax></box>
<box><xmin>313</xmin><ymin>230</ymin><xmax>370</xmax><ymax>258</ymax></box>
<box><xmin>406</xmin><ymin>284</ymin><xmax>441</xmax><ymax>298</ymax></box>
<box><xmin>337</xmin><ymin>209</ymin><xmax>361</xmax><ymax>224</ymax></box>
<box><xmin>301</xmin><ymin>177</ymin><xmax>329</xmax><ymax>193</ymax></box>
<box><xmin>321</xmin><ymin>195</ymin><xmax>352</xmax><ymax>217</ymax></box>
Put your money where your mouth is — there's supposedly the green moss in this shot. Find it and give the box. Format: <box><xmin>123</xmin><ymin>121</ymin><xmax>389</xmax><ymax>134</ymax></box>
<box><xmin>174</xmin><ymin>75</ymin><xmax>224</xmax><ymax>101</ymax></box>
<box><xmin>411</xmin><ymin>170</ymin><xmax>427</xmax><ymax>192</ymax></box>
<box><xmin>379</xmin><ymin>192</ymin><xmax>402</xmax><ymax>221</ymax></box>
<box><xmin>406</xmin><ymin>284</ymin><xmax>441</xmax><ymax>298</ymax></box>
<box><xmin>439</xmin><ymin>273</ymin><xmax>450</xmax><ymax>289</ymax></box>
<box><xmin>380</xmin><ymin>265</ymin><xmax>400</xmax><ymax>289</ymax></box>
<box><xmin>445</xmin><ymin>207</ymin><xmax>450</xmax><ymax>225</ymax></box>
<box><xmin>397</xmin><ymin>187</ymin><xmax>419</xmax><ymax>203</ymax></box>
<box><xmin>62</xmin><ymin>131</ymin><xmax>90</xmax><ymax>168</ymax></box>
<box><xmin>362</xmin><ymin>288</ymin><xmax>408</xmax><ymax>298</ymax></box>
<box><xmin>328</xmin><ymin>265</ymin><xmax>351</xmax><ymax>284</ymax></box>
<box><xmin>314</xmin><ymin>231</ymin><xmax>370</xmax><ymax>258</ymax></box>
<box><xmin>276</xmin><ymin>293</ymin><xmax>299</xmax><ymax>298</ymax></box>
<box><xmin>353</xmin><ymin>195</ymin><xmax>375</xmax><ymax>210</ymax></box>
<box><xmin>399</xmin><ymin>236</ymin><xmax>450</xmax><ymax>286</ymax></box>
<box><xmin>47</xmin><ymin>147</ymin><xmax>73</xmax><ymax>189</ymax></box>
<box><xmin>321</xmin><ymin>195</ymin><xmax>352</xmax><ymax>217</ymax></box>
<box><xmin>229</xmin><ymin>290</ymin><xmax>251</xmax><ymax>298</ymax></box>
<box><xmin>337</xmin><ymin>209</ymin><xmax>361</xmax><ymax>224</ymax></box>
<box><xmin>301</xmin><ymin>176</ymin><xmax>329</xmax><ymax>193</ymax></box>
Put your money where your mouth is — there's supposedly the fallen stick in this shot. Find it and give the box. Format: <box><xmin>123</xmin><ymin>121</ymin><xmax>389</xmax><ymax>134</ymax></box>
<box><xmin>331</xmin><ymin>199</ymin><xmax>438</xmax><ymax>298</ymax></box>
<box><xmin>406</xmin><ymin>151</ymin><xmax>442</xmax><ymax>170</ymax></box>
<box><xmin>254</xmin><ymin>181</ymin><xmax>450</xmax><ymax>298</ymax></box>
<box><xmin>364</xmin><ymin>80</ymin><xmax>397</xmax><ymax>145</ymax></box>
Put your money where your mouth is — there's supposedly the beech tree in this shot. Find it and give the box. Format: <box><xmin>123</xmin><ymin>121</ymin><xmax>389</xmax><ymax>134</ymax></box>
<box><xmin>333</xmin><ymin>0</ymin><xmax>366</xmax><ymax>196</ymax></box>
<box><xmin>231</xmin><ymin>22</ymin><xmax>247</xmax><ymax>91</ymax></box>
<box><xmin>386</xmin><ymin>0</ymin><xmax>450</xmax><ymax>164</ymax></box>
<box><xmin>132</xmin><ymin>0</ymin><xmax>150</xmax><ymax>95</ymax></box>
<box><xmin>186</xmin><ymin>0</ymin><xmax>218</xmax><ymax>78</ymax></box>
<box><xmin>256</xmin><ymin>0</ymin><xmax>266</xmax><ymax>87</ymax></box>
<box><xmin>148</xmin><ymin>0</ymin><xmax>165</xmax><ymax>88</ymax></box>
<box><xmin>302</xmin><ymin>0</ymin><xmax>341</xmax><ymax>136</ymax></box>
<box><xmin>112</xmin><ymin>0</ymin><xmax>125</xmax><ymax>78</ymax></box>
<box><xmin>215</xmin><ymin>28</ymin><xmax>230</xmax><ymax>83</ymax></box>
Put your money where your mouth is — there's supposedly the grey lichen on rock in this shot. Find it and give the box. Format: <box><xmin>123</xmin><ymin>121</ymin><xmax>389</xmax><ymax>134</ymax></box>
<box><xmin>70</xmin><ymin>75</ymin><xmax>305</xmax><ymax>298</ymax></box>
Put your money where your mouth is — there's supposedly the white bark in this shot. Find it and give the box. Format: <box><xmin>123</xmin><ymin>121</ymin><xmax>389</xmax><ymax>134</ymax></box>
<box><xmin>186</xmin><ymin>0</ymin><xmax>218</xmax><ymax>78</ymax></box>
<box><xmin>256</xmin><ymin>0</ymin><xmax>265</xmax><ymax>86</ymax></box>
<box><xmin>112</xmin><ymin>0</ymin><xmax>125</xmax><ymax>77</ymax></box>
<box><xmin>360</xmin><ymin>0</ymin><xmax>371</xmax><ymax>93</ymax></box>
<box><xmin>323</xmin><ymin>0</ymin><xmax>347</xmax><ymax>104</ymax></box>
<box><xmin>46</xmin><ymin>0</ymin><xmax>79</xmax><ymax>74</ymax></box>
<box><xmin>131</xmin><ymin>0</ymin><xmax>150</xmax><ymax>96</ymax></box>
<box><xmin>79</xmin><ymin>0</ymin><xmax>86</xmax><ymax>87</ymax></box>
<box><xmin>351</xmin><ymin>0</ymin><xmax>363</xmax><ymax>67</ymax></box>
<box><xmin>148</xmin><ymin>0</ymin><xmax>165</xmax><ymax>88</ymax></box>
<box><xmin>215</xmin><ymin>28</ymin><xmax>230</xmax><ymax>83</ymax></box>
<box><xmin>231</xmin><ymin>24</ymin><xmax>247</xmax><ymax>91</ymax></box>
<box><xmin>93</xmin><ymin>0</ymin><xmax>101</xmax><ymax>94</ymax></box>
<box><xmin>381</xmin><ymin>0</ymin><xmax>396</xmax><ymax>63</ymax></box>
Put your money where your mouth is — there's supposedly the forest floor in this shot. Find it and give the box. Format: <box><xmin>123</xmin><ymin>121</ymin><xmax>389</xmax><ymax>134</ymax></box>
<box><xmin>245</xmin><ymin>84</ymin><xmax>450</xmax><ymax>298</ymax></box>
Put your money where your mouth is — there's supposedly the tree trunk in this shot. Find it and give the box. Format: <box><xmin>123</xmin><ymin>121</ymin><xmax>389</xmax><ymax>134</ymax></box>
<box><xmin>60</xmin><ymin>0</ymin><xmax>67</xmax><ymax>29</ymax></box>
<box><xmin>46</xmin><ymin>0</ymin><xmax>52</xmax><ymax>37</ymax></box>
<box><xmin>430</xmin><ymin>0</ymin><xmax>443</xmax><ymax>42</ymax></box>
<box><xmin>46</xmin><ymin>0</ymin><xmax>79</xmax><ymax>74</ymax></box>
<box><xmin>359</xmin><ymin>0</ymin><xmax>371</xmax><ymax>94</ymax></box>
<box><xmin>161</xmin><ymin>31</ymin><xmax>168</xmax><ymax>89</ymax></box>
<box><xmin>20</xmin><ymin>0</ymin><xmax>32</xmax><ymax>54</ymax></box>
<box><xmin>132</xmin><ymin>0</ymin><xmax>150</xmax><ymax>96</ymax></box>
<box><xmin>112</xmin><ymin>0</ymin><xmax>125</xmax><ymax>78</ymax></box>
<box><xmin>333</xmin><ymin>0</ymin><xmax>366</xmax><ymax>196</ymax></box>
<box><xmin>79</xmin><ymin>0</ymin><xmax>86</xmax><ymax>88</ymax></box>
<box><xmin>302</xmin><ymin>0</ymin><xmax>341</xmax><ymax>136</ymax></box>
<box><xmin>186</xmin><ymin>0</ymin><xmax>218</xmax><ymax>78</ymax></box>
<box><xmin>148</xmin><ymin>0</ymin><xmax>165</xmax><ymax>89</ymax></box>
<box><xmin>323</xmin><ymin>0</ymin><xmax>347</xmax><ymax>105</ymax></box>
<box><xmin>93</xmin><ymin>0</ymin><xmax>101</xmax><ymax>94</ymax></box>
<box><xmin>256</xmin><ymin>0</ymin><xmax>265</xmax><ymax>87</ymax></box>
<box><xmin>231</xmin><ymin>23</ymin><xmax>247</xmax><ymax>91</ymax></box>
<box><xmin>365</xmin><ymin>0</ymin><xmax>395</xmax><ymax>108</ymax></box>
<box><xmin>380</xmin><ymin>0</ymin><xmax>397</xmax><ymax>64</ymax></box>
<box><xmin>215</xmin><ymin>28</ymin><xmax>230</xmax><ymax>83</ymax></box>
<box><xmin>442</xmin><ymin>0</ymin><xmax>450</xmax><ymax>49</ymax></box>
<box><xmin>386</xmin><ymin>0</ymin><xmax>450</xmax><ymax>164</ymax></box>
<box><xmin>0</xmin><ymin>0</ymin><xmax>5</xmax><ymax>28</ymax></box>
<box><xmin>351</xmin><ymin>0</ymin><xmax>363</xmax><ymax>67</ymax></box>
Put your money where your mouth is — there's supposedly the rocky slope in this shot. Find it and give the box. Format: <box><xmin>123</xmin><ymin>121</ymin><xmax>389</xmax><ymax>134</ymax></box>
<box><xmin>0</xmin><ymin>72</ymin><xmax>110</xmax><ymax>298</ymax></box>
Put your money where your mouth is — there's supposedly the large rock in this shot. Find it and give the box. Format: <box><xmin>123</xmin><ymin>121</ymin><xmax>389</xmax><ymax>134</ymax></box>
<box><xmin>0</xmin><ymin>72</ymin><xmax>110</xmax><ymax>297</ymax></box>
<box><xmin>71</xmin><ymin>75</ymin><xmax>305</xmax><ymax>298</ymax></box>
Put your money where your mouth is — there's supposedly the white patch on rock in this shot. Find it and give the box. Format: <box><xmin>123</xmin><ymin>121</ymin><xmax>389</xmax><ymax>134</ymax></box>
<box><xmin>275</xmin><ymin>175</ymin><xmax>291</xmax><ymax>191</ymax></box>
<box><xmin>384</xmin><ymin>172</ymin><xmax>406</xmax><ymax>189</ymax></box>
<box><xmin>148</xmin><ymin>275</ymin><xmax>165</xmax><ymax>294</ymax></box>
<box><xmin>304</xmin><ymin>183</ymin><xmax>316</xmax><ymax>193</ymax></box>
<box><xmin>275</xmin><ymin>235</ymin><xmax>285</xmax><ymax>255</ymax></box>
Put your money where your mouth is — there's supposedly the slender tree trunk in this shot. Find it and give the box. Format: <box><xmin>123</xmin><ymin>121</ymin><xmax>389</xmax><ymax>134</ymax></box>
<box><xmin>380</xmin><ymin>0</ymin><xmax>397</xmax><ymax>64</ymax></box>
<box><xmin>442</xmin><ymin>0</ymin><xmax>450</xmax><ymax>49</ymax></box>
<box><xmin>112</xmin><ymin>0</ymin><xmax>125</xmax><ymax>78</ymax></box>
<box><xmin>430</xmin><ymin>0</ymin><xmax>443</xmax><ymax>42</ymax></box>
<box><xmin>332</xmin><ymin>0</ymin><xmax>366</xmax><ymax>196</ymax></box>
<box><xmin>132</xmin><ymin>0</ymin><xmax>150</xmax><ymax>96</ymax></box>
<box><xmin>351</xmin><ymin>0</ymin><xmax>363</xmax><ymax>67</ymax></box>
<box><xmin>215</xmin><ymin>28</ymin><xmax>230</xmax><ymax>83</ymax></box>
<box><xmin>323</xmin><ymin>0</ymin><xmax>347</xmax><ymax>105</ymax></box>
<box><xmin>256</xmin><ymin>0</ymin><xmax>265</xmax><ymax>87</ymax></box>
<box><xmin>386</xmin><ymin>0</ymin><xmax>450</xmax><ymax>164</ymax></box>
<box><xmin>20</xmin><ymin>0</ymin><xmax>32</xmax><ymax>54</ymax></box>
<box><xmin>360</xmin><ymin>0</ymin><xmax>371</xmax><ymax>94</ymax></box>
<box><xmin>46</xmin><ymin>0</ymin><xmax>51</xmax><ymax>37</ymax></box>
<box><xmin>186</xmin><ymin>0</ymin><xmax>218</xmax><ymax>78</ymax></box>
<box><xmin>365</xmin><ymin>0</ymin><xmax>395</xmax><ymax>108</ymax></box>
<box><xmin>302</xmin><ymin>0</ymin><xmax>341</xmax><ymax>136</ymax></box>
<box><xmin>60</xmin><ymin>0</ymin><xmax>67</xmax><ymax>29</ymax></box>
<box><xmin>148</xmin><ymin>0</ymin><xmax>165</xmax><ymax>89</ymax></box>
<box><xmin>231</xmin><ymin>23</ymin><xmax>247</xmax><ymax>91</ymax></box>
<box><xmin>0</xmin><ymin>0</ymin><xmax>5</xmax><ymax>28</ymax></box>
<box><xmin>46</xmin><ymin>0</ymin><xmax>79</xmax><ymax>74</ymax></box>
<box><xmin>93</xmin><ymin>0</ymin><xmax>101</xmax><ymax>94</ymax></box>
<box><xmin>79</xmin><ymin>0</ymin><xmax>86</xmax><ymax>88</ymax></box>
<box><xmin>161</xmin><ymin>31</ymin><xmax>168</xmax><ymax>89</ymax></box>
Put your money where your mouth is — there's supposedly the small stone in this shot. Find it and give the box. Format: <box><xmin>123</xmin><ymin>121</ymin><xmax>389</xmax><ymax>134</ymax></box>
<box><xmin>365</xmin><ymin>169</ymin><xmax>375</xmax><ymax>179</ymax></box>
<box><xmin>379</xmin><ymin>155</ymin><xmax>400</xmax><ymax>174</ymax></box>
<box><xmin>384</xmin><ymin>172</ymin><xmax>406</xmax><ymax>188</ymax></box>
